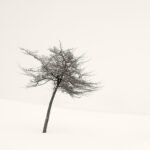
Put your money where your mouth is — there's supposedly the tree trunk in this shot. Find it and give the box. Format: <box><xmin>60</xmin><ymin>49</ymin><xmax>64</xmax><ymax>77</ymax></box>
<box><xmin>42</xmin><ymin>84</ymin><xmax>59</xmax><ymax>133</ymax></box>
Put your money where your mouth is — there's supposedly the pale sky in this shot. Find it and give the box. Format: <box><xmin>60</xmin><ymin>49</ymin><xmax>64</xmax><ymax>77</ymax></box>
<box><xmin>0</xmin><ymin>0</ymin><xmax>150</xmax><ymax>114</ymax></box>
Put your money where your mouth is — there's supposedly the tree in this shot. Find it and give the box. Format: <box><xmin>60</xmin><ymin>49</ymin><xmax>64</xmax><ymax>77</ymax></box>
<box><xmin>20</xmin><ymin>43</ymin><xmax>99</xmax><ymax>133</ymax></box>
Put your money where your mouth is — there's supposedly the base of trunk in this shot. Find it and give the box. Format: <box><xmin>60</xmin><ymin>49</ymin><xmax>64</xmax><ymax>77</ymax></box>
<box><xmin>42</xmin><ymin>130</ymin><xmax>47</xmax><ymax>133</ymax></box>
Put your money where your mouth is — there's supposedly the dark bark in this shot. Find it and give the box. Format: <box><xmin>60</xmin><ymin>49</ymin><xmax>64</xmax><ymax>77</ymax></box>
<box><xmin>42</xmin><ymin>84</ymin><xmax>59</xmax><ymax>133</ymax></box>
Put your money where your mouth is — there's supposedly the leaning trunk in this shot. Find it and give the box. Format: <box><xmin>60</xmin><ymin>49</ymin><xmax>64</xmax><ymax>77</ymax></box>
<box><xmin>42</xmin><ymin>84</ymin><xmax>59</xmax><ymax>133</ymax></box>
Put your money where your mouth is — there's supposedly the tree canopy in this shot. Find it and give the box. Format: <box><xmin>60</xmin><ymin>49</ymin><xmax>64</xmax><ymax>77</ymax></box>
<box><xmin>20</xmin><ymin>43</ymin><xmax>99</xmax><ymax>97</ymax></box>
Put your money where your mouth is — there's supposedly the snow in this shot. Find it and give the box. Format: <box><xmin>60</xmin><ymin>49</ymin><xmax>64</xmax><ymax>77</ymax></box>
<box><xmin>0</xmin><ymin>99</ymin><xmax>150</xmax><ymax>150</ymax></box>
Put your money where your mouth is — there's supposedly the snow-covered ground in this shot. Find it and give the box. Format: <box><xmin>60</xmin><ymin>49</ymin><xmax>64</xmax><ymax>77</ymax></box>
<box><xmin>0</xmin><ymin>99</ymin><xmax>150</xmax><ymax>150</ymax></box>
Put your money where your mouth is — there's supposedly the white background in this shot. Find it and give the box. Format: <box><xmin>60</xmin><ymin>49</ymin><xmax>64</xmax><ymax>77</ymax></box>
<box><xmin>0</xmin><ymin>0</ymin><xmax>150</xmax><ymax>114</ymax></box>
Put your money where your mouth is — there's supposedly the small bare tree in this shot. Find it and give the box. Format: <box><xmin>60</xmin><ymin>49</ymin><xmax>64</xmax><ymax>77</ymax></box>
<box><xmin>20</xmin><ymin>43</ymin><xmax>99</xmax><ymax>133</ymax></box>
